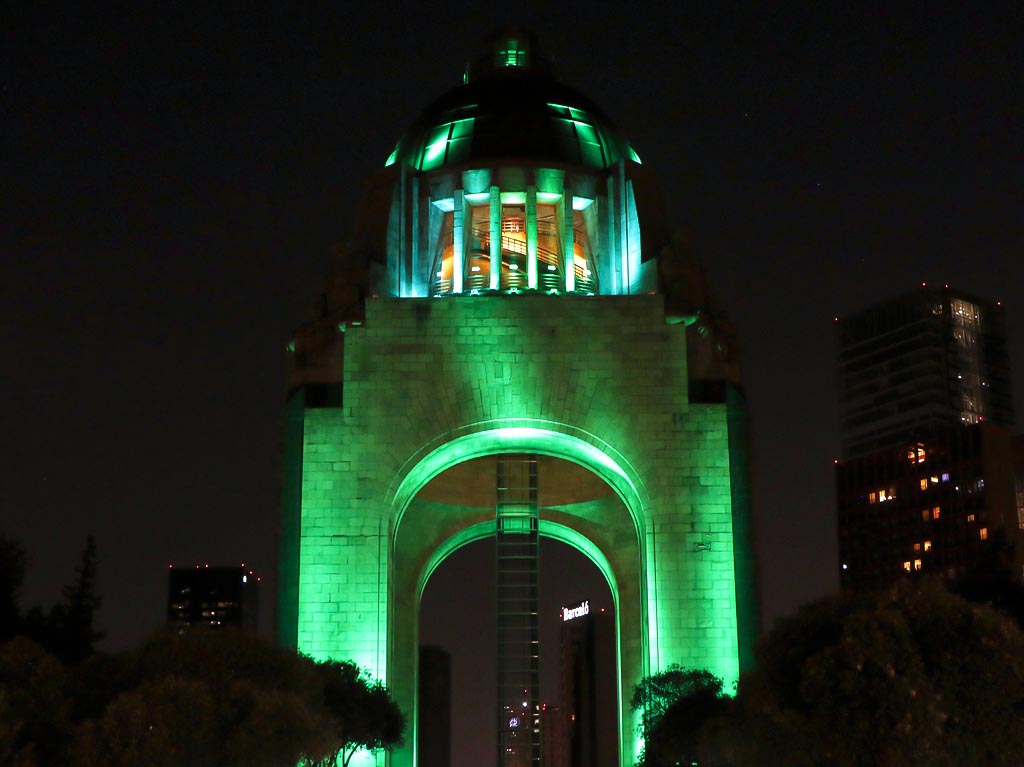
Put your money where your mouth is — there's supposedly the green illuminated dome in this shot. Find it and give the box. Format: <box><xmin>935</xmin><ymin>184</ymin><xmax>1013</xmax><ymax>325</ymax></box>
<box><xmin>386</xmin><ymin>29</ymin><xmax>640</xmax><ymax>172</ymax></box>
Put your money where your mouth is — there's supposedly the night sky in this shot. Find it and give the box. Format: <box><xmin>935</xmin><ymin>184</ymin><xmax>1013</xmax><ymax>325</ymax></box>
<box><xmin>3</xmin><ymin>2</ymin><xmax>1022</xmax><ymax>759</ymax></box>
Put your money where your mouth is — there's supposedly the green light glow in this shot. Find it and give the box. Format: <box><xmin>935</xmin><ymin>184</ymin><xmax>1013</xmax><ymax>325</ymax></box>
<box><xmin>489</xmin><ymin>185</ymin><xmax>501</xmax><ymax>291</ymax></box>
<box><xmin>418</xmin><ymin>119</ymin><xmax>474</xmax><ymax>171</ymax></box>
<box><xmin>463</xmin><ymin>192</ymin><xmax>490</xmax><ymax>204</ymax></box>
<box><xmin>562</xmin><ymin>193</ymin><xmax>575</xmax><ymax>293</ymax></box>
<box><xmin>452</xmin><ymin>190</ymin><xmax>464</xmax><ymax>294</ymax></box>
<box><xmin>285</xmin><ymin>297</ymin><xmax>754</xmax><ymax>767</ymax></box>
<box><xmin>572</xmin><ymin>196</ymin><xmax>594</xmax><ymax>211</ymax></box>
<box><xmin>499</xmin><ymin>40</ymin><xmax>522</xmax><ymax>67</ymax></box>
<box><xmin>385</xmin><ymin>146</ymin><xmax>399</xmax><ymax>167</ymax></box>
<box><xmin>424</xmin><ymin>138</ymin><xmax>447</xmax><ymax>163</ymax></box>
<box><xmin>537</xmin><ymin>191</ymin><xmax>562</xmax><ymax>204</ymax></box>
<box><xmin>389</xmin><ymin>424</ymin><xmax>645</xmax><ymax>537</ymax></box>
<box><xmin>500</xmin><ymin>191</ymin><xmax>526</xmax><ymax>205</ymax></box>
<box><xmin>385</xmin><ymin>422</ymin><xmax>649</xmax><ymax>767</ymax></box>
<box><xmin>526</xmin><ymin>188</ymin><xmax>538</xmax><ymax>289</ymax></box>
<box><xmin>548</xmin><ymin>103</ymin><xmax>592</xmax><ymax>122</ymax></box>
<box><xmin>628</xmin><ymin>146</ymin><xmax>642</xmax><ymax>164</ymax></box>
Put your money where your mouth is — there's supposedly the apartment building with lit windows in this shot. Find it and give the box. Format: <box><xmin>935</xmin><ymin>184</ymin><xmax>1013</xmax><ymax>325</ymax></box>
<box><xmin>167</xmin><ymin>565</ymin><xmax>260</xmax><ymax>631</ymax></box>
<box><xmin>835</xmin><ymin>287</ymin><xmax>1024</xmax><ymax>589</ymax></box>
<box><xmin>836</xmin><ymin>423</ymin><xmax>1024</xmax><ymax>588</ymax></box>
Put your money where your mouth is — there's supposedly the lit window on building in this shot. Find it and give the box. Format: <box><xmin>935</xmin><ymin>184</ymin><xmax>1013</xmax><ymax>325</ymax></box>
<box><xmin>941</xmin><ymin>473</ymin><xmax>950</xmax><ymax>482</ymax></box>
<box><xmin>914</xmin><ymin>559</ymin><xmax>923</xmax><ymax>571</ymax></box>
<box><xmin>951</xmin><ymin>298</ymin><xmax>984</xmax><ymax>424</ymax></box>
<box><xmin>869</xmin><ymin>492</ymin><xmax>877</xmax><ymax>504</ymax></box>
<box><xmin>913</xmin><ymin>543</ymin><xmax>922</xmax><ymax>552</ymax></box>
<box><xmin>930</xmin><ymin>476</ymin><xmax>939</xmax><ymax>484</ymax></box>
<box><xmin>919</xmin><ymin>479</ymin><xmax>928</xmax><ymax>491</ymax></box>
<box><xmin>907</xmin><ymin>444</ymin><xmax>927</xmax><ymax>464</ymax></box>
<box><xmin>932</xmin><ymin>506</ymin><xmax>941</xmax><ymax>520</ymax></box>
<box><xmin>979</xmin><ymin>528</ymin><xmax>988</xmax><ymax>541</ymax></box>
<box><xmin>967</xmin><ymin>514</ymin><xmax>976</xmax><ymax>523</ymax></box>
<box><xmin>923</xmin><ymin>540</ymin><xmax>932</xmax><ymax>552</ymax></box>
<box><xmin>903</xmin><ymin>561</ymin><xmax>912</xmax><ymax>572</ymax></box>
<box><xmin>922</xmin><ymin>509</ymin><xmax>930</xmax><ymax>522</ymax></box>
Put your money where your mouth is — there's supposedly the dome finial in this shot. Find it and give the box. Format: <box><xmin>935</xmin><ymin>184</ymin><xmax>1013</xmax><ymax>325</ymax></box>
<box><xmin>464</xmin><ymin>27</ymin><xmax>552</xmax><ymax>83</ymax></box>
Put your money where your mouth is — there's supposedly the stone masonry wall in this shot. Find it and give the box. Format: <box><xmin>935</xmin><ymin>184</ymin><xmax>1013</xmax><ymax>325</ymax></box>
<box><xmin>294</xmin><ymin>293</ymin><xmax>742</xmax><ymax>764</ymax></box>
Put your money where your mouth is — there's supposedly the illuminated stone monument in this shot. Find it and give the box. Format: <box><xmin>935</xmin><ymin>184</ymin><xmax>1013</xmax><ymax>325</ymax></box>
<box><xmin>278</xmin><ymin>30</ymin><xmax>758</xmax><ymax>767</ymax></box>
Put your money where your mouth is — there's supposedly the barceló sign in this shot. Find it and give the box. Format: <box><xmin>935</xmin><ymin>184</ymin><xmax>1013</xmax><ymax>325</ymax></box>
<box><xmin>562</xmin><ymin>600</ymin><xmax>590</xmax><ymax>622</ymax></box>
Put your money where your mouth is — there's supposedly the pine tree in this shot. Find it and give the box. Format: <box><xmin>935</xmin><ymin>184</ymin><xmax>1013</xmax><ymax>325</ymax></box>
<box><xmin>55</xmin><ymin>535</ymin><xmax>103</xmax><ymax>663</ymax></box>
<box><xmin>0</xmin><ymin>537</ymin><xmax>27</xmax><ymax>641</ymax></box>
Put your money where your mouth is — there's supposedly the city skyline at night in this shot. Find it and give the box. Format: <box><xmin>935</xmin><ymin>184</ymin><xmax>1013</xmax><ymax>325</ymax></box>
<box><xmin>4</xmin><ymin>9</ymin><xmax>1021</xmax><ymax>763</ymax></box>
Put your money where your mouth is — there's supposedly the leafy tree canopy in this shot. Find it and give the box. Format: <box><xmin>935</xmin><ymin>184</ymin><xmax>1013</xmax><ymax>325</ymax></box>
<box><xmin>0</xmin><ymin>637</ymin><xmax>70</xmax><ymax>767</ymax></box>
<box><xmin>72</xmin><ymin>627</ymin><xmax>330</xmax><ymax>767</ymax></box>
<box><xmin>704</xmin><ymin>580</ymin><xmax>1024</xmax><ymax>767</ymax></box>
<box><xmin>0</xmin><ymin>628</ymin><xmax>406</xmax><ymax>767</ymax></box>
<box><xmin>631</xmin><ymin>665</ymin><xmax>728</xmax><ymax>767</ymax></box>
<box><xmin>306</xmin><ymin>659</ymin><xmax>405</xmax><ymax>767</ymax></box>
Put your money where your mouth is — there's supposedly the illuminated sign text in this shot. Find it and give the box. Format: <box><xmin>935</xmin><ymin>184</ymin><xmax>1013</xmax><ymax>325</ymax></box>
<box><xmin>562</xmin><ymin>600</ymin><xmax>590</xmax><ymax>622</ymax></box>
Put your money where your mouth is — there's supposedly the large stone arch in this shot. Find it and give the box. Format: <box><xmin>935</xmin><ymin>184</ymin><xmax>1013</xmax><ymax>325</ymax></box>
<box><xmin>279</xmin><ymin>295</ymin><xmax>757</xmax><ymax>767</ymax></box>
<box><xmin>386</xmin><ymin>424</ymin><xmax>651</xmax><ymax>767</ymax></box>
<box><xmin>386</xmin><ymin>420</ymin><xmax>650</xmax><ymax>538</ymax></box>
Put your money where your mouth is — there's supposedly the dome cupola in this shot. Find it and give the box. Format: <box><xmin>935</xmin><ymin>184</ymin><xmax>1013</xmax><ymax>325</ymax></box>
<box><xmin>385</xmin><ymin>29</ymin><xmax>641</xmax><ymax>172</ymax></box>
<box><xmin>345</xmin><ymin>28</ymin><xmax>665</xmax><ymax>303</ymax></box>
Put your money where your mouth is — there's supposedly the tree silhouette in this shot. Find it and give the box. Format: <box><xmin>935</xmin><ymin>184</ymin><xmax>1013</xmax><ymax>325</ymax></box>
<box><xmin>15</xmin><ymin>536</ymin><xmax>103</xmax><ymax>664</ymax></box>
<box><xmin>630</xmin><ymin>665</ymin><xmax>726</xmax><ymax>766</ymax></box>
<box><xmin>306</xmin><ymin>660</ymin><xmax>405</xmax><ymax>767</ymax></box>
<box><xmin>58</xmin><ymin>535</ymin><xmax>103</xmax><ymax>663</ymax></box>
<box><xmin>0</xmin><ymin>538</ymin><xmax>27</xmax><ymax>642</ymax></box>
<box><xmin>71</xmin><ymin>628</ymin><xmax>330</xmax><ymax>767</ymax></box>
<box><xmin>702</xmin><ymin>580</ymin><xmax>1024</xmax><ymax>767</ymax></box>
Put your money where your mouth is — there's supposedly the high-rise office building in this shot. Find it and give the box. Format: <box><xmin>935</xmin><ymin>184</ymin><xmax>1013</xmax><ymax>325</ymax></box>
<box><xmin>837</xmin><ymin>286</ymin><xmax>1013</xmax><ymax>460</ymax></box>
<box><xmin>835</xmin><ymin>286</ymin><xmax>1023</xmax><ymax>589</ymax></box>
<box><xmin>557</xmin><ymin>600</ymin><xmax>616</xmax><ymax>767</ymax></box>
<box><xmin>539</xmin><ymin>704</ymin><xmax>569</xmax><ymax>767</ymax></box>
<box><xmin>167</xmin><ymin>565</ymin><xmax>260</xmax><ymax>631</ymax></box>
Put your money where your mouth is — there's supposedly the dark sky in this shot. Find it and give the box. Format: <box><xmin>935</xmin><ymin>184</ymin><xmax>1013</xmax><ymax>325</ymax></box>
<box><xmin>3</xmin><ymin>0</ymin><xmax>1022</xmax><ymax>735</ymax></box>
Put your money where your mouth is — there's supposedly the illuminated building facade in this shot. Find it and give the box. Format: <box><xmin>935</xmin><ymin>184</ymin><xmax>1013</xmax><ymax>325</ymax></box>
<box><xmin>167</xmin><ymin>566</ymin><xmax>259</xmax><ymax>631</ymax></box>
<box><xmin>277</xmin><ymin>30</ymin><xmax>758</xmax><ymax>767</ymax></box>
<box><xmin>836</xmin><ymin>287</ymin><xmax>1024</xmax><ymax>588</ymax></box>
<box><xmin>837</xmin><ymin>423</ymin><xmax>1024</xmax><ymax>588</ymax></box>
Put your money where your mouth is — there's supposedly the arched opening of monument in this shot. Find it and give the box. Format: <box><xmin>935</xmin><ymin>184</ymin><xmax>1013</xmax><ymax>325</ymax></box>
<box><xmin>420</xmin><ymin>538</ymin><xmax>618</xmax><ymax>767</ymax></box>
<box><xmin>412</xmin><ymin>455</ymin><xmax>623</xmax><ymax>767</ymax></box>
